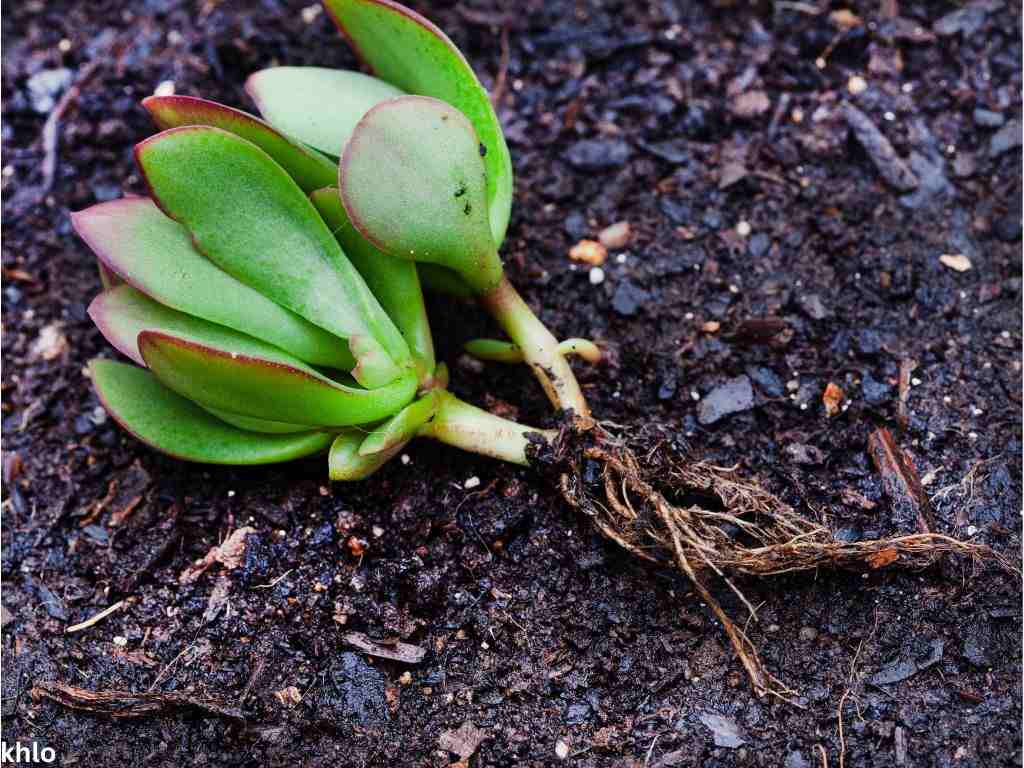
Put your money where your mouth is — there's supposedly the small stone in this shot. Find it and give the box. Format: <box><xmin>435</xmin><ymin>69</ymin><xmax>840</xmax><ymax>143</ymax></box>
<box><xmin>973</xmin><ymin>108</ymin><xmax>1005</xmax><ymax>129</ymax></box>
<box><xmin>565</xmin><ymin>139</ymin><xmax>631</xmax><ymax>170</ymax></box>
<box><xmin>569</xmin><ymin>239</ymin><xmax>607</xmax><ymax>265</ymax></box>
<box><xmin>730</xmin><ymin>90</ymin><xmax>770</xmax><ymax>119</ymax></box>
<box><xmin>829</xmin><ymin>9</ymin><xmax>862</xmax><ymax>29</ymax></box>
<box><xmin>847</xmin><ymin>75</ymin><xmax>868</xmax><ymax>95</ymax></box>
<box><xmin>746</xmin><ymin>366</ymin><xmax>784</xmax><ymax>397</ymax></box>
<box><xmin>31</xmin><ymin>323</ymin><xmax>68</xmax><ymax>361</ymax></box>
<box><xmin>26</xmin><ymin>68</ymin><xmax>73</xmax><ymax>113</ymax></box>
<box><xmin>952</xmin><ymin>153</ymin><xmax>976</xmax><ymax>178</ymax></box>
<box><xmin>598</xmin><ymin>221</ymin><xmax>631</xmax><ymax>249</ymax></box>
<box><xmin>300</xmin><ymin>4</ymin><xmax>322</xmax><ymax>23</ymax></box>
<box><xmin>735</xmin><ymin>220</ymin><xmax>751</xmax><ymax>237</ymax></box>
<box><xmin>697</xmin><ymin>376</ymin><xmax>755</xmax><ymax>426</ymax></box>
<box><xmin>989</xmin><ymin>121</ymin><xmax>1022</xmax><ymax>157</ymax></box>
<box><xmin>611</xmin><ymin>280</ymin><xmax>648</xmax><ymax>317</ymax></box>
<box><xmin>822</xmin><ymin>382</ymin><xmax>844</xmax><ymax>417</ymax></box>
<box><xmin>153</xmin><ymin>80</ymin><xmax>176</xmax><ymax>97</ymax></box>
<box><xmin>698</xmin><ymin>713</ymin><xmax>746</xmax><ymax>748</ymax></box>
<box><xmin>862</xmin><ymin>371</ymin><xmax>892</xmax><ymax>405</ymax></box>
<box><xmin>555</xmin><ymin>739</ymin><xmax>570</xmax><ymax>760</ymax></box>
<box><xmin>747</xmin><ymin>232</ymin><xmax>770</xmax><ymax>258</ymax></box>
<box><xmin>939</xmin><ymin>253</ymin><xmax>971</xmax><ymax>272</ymax></box>
<box><xmin>464</xmin><ymin>476</ymin><xmax>481</xmax><ymax>490</ymax></box>
<box><xmin>112</xmin><ymin>635</ymin><xmax>128</xmax><ymax>647</ymax></box>
<box><xmin>588</xmin><ymin>266</ymin><xmax>605</xmax><ymax>285</ymax></box>
<box><xmin>798</xmin><ymin>293</ymin><xmax>830</xmax><ymax>320</ymax></box>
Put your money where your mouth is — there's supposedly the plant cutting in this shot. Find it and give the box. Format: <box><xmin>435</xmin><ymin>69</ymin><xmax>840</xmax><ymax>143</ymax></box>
<box><xmin>76</xmin><ymin>0</ymin><xmax>999</xmax><ymax>698</ymax></box>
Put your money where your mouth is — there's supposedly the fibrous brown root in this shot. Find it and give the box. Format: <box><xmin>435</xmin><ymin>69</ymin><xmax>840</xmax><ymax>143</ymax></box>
<box><xmin>552</xmin><ymin>423</ymin><xmax>1013</xmax><ymax>700</ymax></box>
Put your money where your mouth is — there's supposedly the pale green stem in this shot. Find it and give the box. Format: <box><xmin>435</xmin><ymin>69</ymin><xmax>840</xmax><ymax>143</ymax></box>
<box><xmin>417</xmin><ymin>391</ymin><xmax>554</xmax><ymax>466</ymax></box>
<box><xmin>477</xmin><ymin>276</ymin><xmax>591</xmax><ymax>418</ymax></box>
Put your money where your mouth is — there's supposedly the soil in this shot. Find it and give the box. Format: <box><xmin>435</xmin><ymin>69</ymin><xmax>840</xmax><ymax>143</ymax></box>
<box><xmin>2</xmin><ymin>1</ymin><xmax>1022</xmax><ymax>766</ymax></box>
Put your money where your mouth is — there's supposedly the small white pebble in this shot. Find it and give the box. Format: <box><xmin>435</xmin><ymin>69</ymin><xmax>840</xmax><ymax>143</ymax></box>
<box><xmin>684</xmin><ymin>312</ymin><xmax>695</xmax><ymax>321</ymax></box>
<box><xmin>883</xmin><ymin>111</ymin><xmax>895</xmax><ymax>121</ymax></box>
<box><xmin>800</xmin><ymin>403</ymin><xmax>808</xmax><ymax>410</ymax></box>
<box><xmin>911</xmin><ymin>377</ymin><xmax>922</xmax><ymax>386</ymax></box>
<box><xmin>971</xmin><ymin>407</ymin><xmax>984</xmax><ymax>416</ymax></box>
<box><xmin>153</xmin><ymin>80</ymin><xmax>175</xmax><ymax>97</ymax></box>
<box><xmin>58</xmin><ymin>38</ymin><xmax>72</xmax><ymax>52</ymax></box>
<box><xmin>301</xmin><ymin>4</ymin><xmax>322</xmax><ymax>23</ymax></box>
<box><xmin>847</xmin><ymin>75</ymin><xmax>868</xmax><ymax>94</ymax></box>
<box><xmin>728</xmin><ymin>283</ymin><xmax>740</xmax><ymax>294</ymax></box>
<box><xmin>968</xmin><ymin>432</ymin><xmax>978</xmax><ymax>440</ymax></box>
<box><xmin>113</xmin><ymin>636</ymin><xmax>128</xmax><ymax>647</ymax></box>
<box><xmin>901</xmin><ymin>82</ymin><xmax>914</xmax><ymax>93</ymax></box>
<box><xmin>464</xmin><ymin>476</ymin><xmax>481</xmax><ymax>490</ymax></box>
<box><xmin>481</xmin><ymin>641</ymin><xmax>490</xmax><ymax>650</ymax></box>
<box><xmin>966</xmin><ymin>525</ymin><xmax>978</xmax><ymax>536</ymax></box>
<box><xmin>555</xmin><ymin>740</ymin><xmax>570</xmax><ymax>760</ymax></box>
<box><xmin>615</xmin><ymin>253</ymin><xmax>627</xmax><ymax>264</ymax></box>
<box><xmin>736</xmin><ymin>220</ymin><xmax>752</xmax><ymax>237</ymax></box>
<box><xmin>371</xmin><ymin>526</ymin><xmax>384</xmax><ymax>538</ymax></box>
<box><xmin>1001</xmin><ymin>330</ymin><xmax>1011</xmax><ymax>339</ymax></box>
<box><xmin>588</xmin><ymin>266</ymin><xmax>605</xmax><ymax>285</ymax></box>
<box><xmin>227</xmin><ymin>490</ymin><xmax>235</xmax><ymax>498</ymax></box>
<box><xmin>943</xmin><ymin>396</ymin><xmax>952</xmax><ymax>405</ymax></box>
<box><xmin>690</xmin><ymin>390</ymin><xmax>700</xmax><ymax>401</ymax></box>
<box><xmin>400</xmin><ymin>454</ymin><xmax>411</xmax><ymax>465</ymax></box>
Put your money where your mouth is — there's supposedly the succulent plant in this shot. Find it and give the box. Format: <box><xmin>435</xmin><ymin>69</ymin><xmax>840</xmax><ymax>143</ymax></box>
<box><xmin>77</xmin><ymin>0</ymin><xmax>595</xmax><ymax>479</ymax></box>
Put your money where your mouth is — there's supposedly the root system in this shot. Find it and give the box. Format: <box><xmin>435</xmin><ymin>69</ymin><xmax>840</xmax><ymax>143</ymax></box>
<box><xmin>543</xmin><ymin>422</ymin><xmax>1013</xmax><ymax>700</ymax></box>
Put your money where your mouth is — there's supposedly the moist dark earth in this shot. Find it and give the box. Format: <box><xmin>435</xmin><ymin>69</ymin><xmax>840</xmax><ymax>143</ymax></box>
<box><xmin>2</xmin><ymin>1</ymin><xmax>1022</xmax><ymax>765</ymax></box>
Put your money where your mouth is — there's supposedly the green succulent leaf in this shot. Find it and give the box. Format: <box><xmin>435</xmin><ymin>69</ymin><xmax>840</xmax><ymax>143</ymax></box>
<box><xmin>142</xmin><ymin>95</ymin><xmax>337</xmax><ymax>192</ymax></box>
<box><xmin>323</xmin><ymin>0</ymin><xmax>513</xmax><ymax>245</ymax></box>
<box><xmin>74</xmin><ymin>197</ymin><xmax>353</xmax><ymax>370</ymax></box>
<box><xmin>139</xmin><ymin>329</ymin><xmax>417</xmax><ymax>427</ymax></box>
<box><xmin>340</xmin><ymin>95</ymin><xmax>502</xmax><ymax>293</ymax></box>
<box><xmin>135</xmin><ymin>125</ymin><xmax>409</xmax><ymax>387</ymax></box>
<box><xmin>328</xmin><ymin>431</ymin><xmax>404</xmax><ymax>480</ymax></box>
<box><xmin>358</xmin><ymin>390</ymin><xmax>439</xmax><ymax>456</ymax></box>
<box><xmin>91</xmin><ymin>359</ymin><xmax>334</xmax><ymax>464</ymax></box>
<box><xmin>202</xmin><ymin>407</ymin><xmax>320</xmax><ymax>434</ymax></box>
<box><xmin>311</xmin><ymin>187</ymin><xmax>435</xmax><ymax>382</ymax></box>
<box><xmin>245</xmin><ymin>67</ymin><xmax>402</xmax><ymax>158</ymax></box>
<box><xmin>91</xmin><ymin>284</ymin><xmax>415</xmax><ymax>425</ymax></box>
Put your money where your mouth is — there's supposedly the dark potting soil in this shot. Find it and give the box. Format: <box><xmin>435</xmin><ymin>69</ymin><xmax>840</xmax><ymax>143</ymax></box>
<box><xmin>2</xmin><ymin>1</ymin><xmax>1021</xmax><ymax>765</ymax></box>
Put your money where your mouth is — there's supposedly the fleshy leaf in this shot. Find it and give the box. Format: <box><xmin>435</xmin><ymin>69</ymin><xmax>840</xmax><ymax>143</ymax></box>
<box><xmin>74</xmin><ymin>197</ymin><xmax>353</xmax><ymax>370</ymax></box>
<box><xmin>142</xmin><ymin>95</ymin><xmax>337</xmax><ymax>192</ymax></box>
<box><xmin>329</xmin><ymin>431</ymin><xmax>403</xmax><ymax>480</ymax></box>
<box><xmin>135</xmin><ymin>125</ymin><xmax>409</xmax><ymax>387</ymax></box>
<box><xmin>91</xmin><ymin>359</ymin><xmax>333</xmax><ymax>464</ymax></box>
<box><xmin>245</xmin><ymin>67</ymin><xmax>402</xmax><ymax>158</ymax></box>
<box><xmin>139</xmin><ymin>330</ymin><xmax>417</xmax><ymax>427</ymax></box>
<box><xmin>203</xmin><ymin>407</ymin><xmax>318</xmax><ymax>434</ymax></box>
<box><xmin>311</xmin><ymin>187</ymin><xmax>434</xmax><ymax>382</ymax></box>
<box><xmin>358</xmin><ymin>390</ymin><xmax>439</xmax><ymax>455</ymax></box>
<box><xmin>323</xmin><ymin>0</ymin><xmax>513</xmax><ymax>245</ymax></box>
<box><xmin>340</xmin><ymin>96</ymin><xmax>502</xmax><ymax>293</ymax></box>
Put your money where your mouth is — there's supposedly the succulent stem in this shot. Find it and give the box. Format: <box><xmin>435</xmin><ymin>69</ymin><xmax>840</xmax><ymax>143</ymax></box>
<box><xmin>418</xmin><ymin>390</ymin><xmax>553</xmax><ymax>466</ymax></box>
<box><xmin>478</xmin><ymin>277</ymin><xmax>591</xmax><ymax>418</ymax></box>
